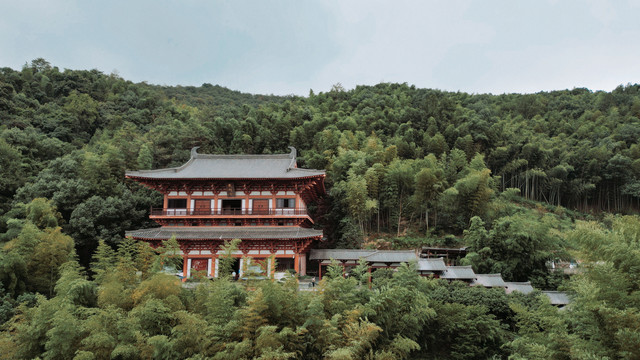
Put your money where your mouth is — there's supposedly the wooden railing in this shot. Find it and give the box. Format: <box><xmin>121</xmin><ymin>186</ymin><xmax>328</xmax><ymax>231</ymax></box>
<box><xmin>150</xmin><ymin>208</ymin><xmax>307</xmax><ymax>216</ymax></box>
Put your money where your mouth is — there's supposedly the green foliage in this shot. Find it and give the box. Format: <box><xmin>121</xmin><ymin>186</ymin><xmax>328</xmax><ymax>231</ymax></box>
<box><xmin>0</xmin><ymin>138</ymin><xmax>26</xmax><ymax>216</ymax></box>
<box><xmin>424</xmin><ymin>302</ymin><xmax>506</xmax><ymax>360</ymax></box>
<box><xmin>463</xmin><ymin>214</ymin><xmax>564</xmax><ymax>283</ymax></box>
<box><xmin>0</xmin><ymin>250</ymin><xmax>28</xmax><ymax>297</ymax></box>
<box><xmin>43</xmin><ymin>304</ymin><xmax>83</xmax><ymax>360</ymax></box>
<box><xmin>132</xmin><ymin>274</ymin><xmax>182</xmax><ymax>306</ymax></box>
<box><xmin>2</xmin><ymin>223</ymin><xmax>76</xmax><ymax>297</ymax></box>
<box><xmin>351</xmin><ymin>257</ymin><xmax>371</xmax><ymax>285</ymax></box>
<box><xmin>90</xmin><ymin>239</ymin><xmax>116</xmax><ymax>284</ymax></box>
<box><xmin>218</xmin><ymin>239</ymin><xmax>241</xmax><ymax>278</ymax></box>
<box><xmin>131</xmin><ymin>298</ymin><xmax>175</xmax><ymax>337</ymax></box>
<box><xmin>505</xmin><ymin>215</ymin><xmax>640</xmax><ymax>359</ymax></box>
<box><xmin>24</xmin><ymin>198</ymin><xmax>61</xmax><ymax>229</ymax></box>
<box><xmin>54</xmin><ymin>260</ymin><xmax>97</xmax><ymax>307</ymax></box>
<box><xmin>151</xmin><ymin>235</ymin><xmax>183</xmax><ymax>274</ymax></box>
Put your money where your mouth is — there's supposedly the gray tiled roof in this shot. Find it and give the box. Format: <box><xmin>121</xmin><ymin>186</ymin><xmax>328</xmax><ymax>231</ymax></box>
<box><xmin>126</xmin><ymin>226</ymin><xmax>323</xmax><ymax>240</ymax></box>
<box><xmin>126</xmin><ymin>147</ymin><xmax>325</xmax><ymax>179</ymax></box>
<box><xmin>417</xmin><ymin>258</ymin><xmax>447</xmax><ymax>272</ymax></box>
<box><xmin>365</xmin><ymin>250</ymin><xmax>417</xmax><ymax>263</ymax></box>
<box><xmin>441</xmin><ymin>266</ymin><xmax>476</xmax><ymax>280</ymax></box>
<box><xmin>504</xmin><ymin>282</ymin><xmax>535</xmax><ymax>295</ymax></box>
<box><xmin>542</xmin><ymin>291</ymin><xmax>571</xmax><ymax>306</ymax></box>
<box><xmin>309</xmin><ymin>249</ymin><xmax>418</xmax><ymax>263</ymax></box>
<box><xmin>309</xmin><ymin>249</ymin><xmax>376</xmax><ymax>261</ymax></box>
<box><xmin>472</xmin><ymin>274</ymin><xmax>507</xmax><ymax>288</ymax></box>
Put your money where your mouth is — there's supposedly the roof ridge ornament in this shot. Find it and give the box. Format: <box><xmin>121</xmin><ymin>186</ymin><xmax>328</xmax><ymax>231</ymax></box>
<box><xmin>191</xmin><ymin>147</ymin><xmax>200</xmax><ymax>159</ymax></box>
<box><xmin>287</xmin><ymin>146</ymin><xmax>297</xmax><ymax>172</ymax></box>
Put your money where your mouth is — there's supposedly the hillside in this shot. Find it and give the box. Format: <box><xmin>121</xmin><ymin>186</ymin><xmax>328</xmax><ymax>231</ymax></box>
<box><xmin>1</xmin><ymin>58</ymin><xmax>640</xmax><ymax>360</ymax></box>
<box><xmin>2</xmin><ymin>59</ymin><xmax>639</xmax><ymax>239</ymax></box>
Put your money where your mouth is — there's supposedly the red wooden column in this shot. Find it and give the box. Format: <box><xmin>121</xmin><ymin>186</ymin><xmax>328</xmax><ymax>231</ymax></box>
<box><xmin>210</xmin><ymin>255</ymin><xmax>216</xmax><ymax>277</ymax></box>
<box><xmin>244</xmin><ymin>190</ymin><xmax>250</xmax><ymax>215</ymax></box>
<box><xmin>296</xmin><ymin>193</ymin><xmax>303</xmax><ymax>214</ymax></box>
<box><xmin>182</xmin><ymin>256</ymin><xmax>188</xmax><ymax>282</ymax></box>
<box><xmin>298</xmin><ymin>253</ymin><xmax>307</xmax><ymax>276</ymax></box>
<box><xmin>163</xmin><ymin>194</ymin><xmax>168</xmax><ymax>211</ymax></box>
<box><xmin>318</xmin><ymin>262</ymin><xmax>322</xmax><ymax>280</ymax></box>
<box><xmin>271</xmin><ymin>191</ymin><xmax>277</xmax><ymax>214</ymax></box>
<box><xmin>294</xmin><ymin>254</ymin><xmax>300</xmax><ymax>274</ymax></box>
<box><xmin>180</xmin><ymin>241</ymin><xmax>190</xmax><ymax>282</ymax></box>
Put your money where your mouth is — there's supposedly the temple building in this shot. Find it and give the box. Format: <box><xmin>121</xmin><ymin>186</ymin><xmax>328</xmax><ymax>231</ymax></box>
<box><xmin>125</xmin><ymin>147</ymin><xmax>325</xmax><ymax>279</ymax></box>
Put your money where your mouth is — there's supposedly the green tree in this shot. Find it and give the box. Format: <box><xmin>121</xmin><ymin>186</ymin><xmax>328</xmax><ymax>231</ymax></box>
<box><xmin>413</xmin><ymin>154</ymin><xmax>446</xmax><ymax>232</ymax></box>
<box><xmin>90</xmin><ymin>239</ymin><xmax>116</xmax><ymax>284</ymax></box>
<box><xmin>24</xmin><ymin>198</ymin><xmax>61</xmax><ymax>229</ymax></box>
<box><xmin>218</xmin><ymin>239</ymin><xmax>241</xmax><ymax>278</ymax></box>
<box><xmin>463</xmin><ymin>214</ymin><xmax>562</xmax><ymax>283</ymax></box>
<box><xmin>137</xmin><ymin>143</ymin><xmax>154</xmax><ymax>170</ymax></box>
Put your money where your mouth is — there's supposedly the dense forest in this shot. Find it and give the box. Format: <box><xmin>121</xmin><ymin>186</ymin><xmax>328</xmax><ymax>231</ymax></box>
<box><xmin>1</xmin><ymin>59</ymin><xmax>640</xmax><ymax>359</ymax></box>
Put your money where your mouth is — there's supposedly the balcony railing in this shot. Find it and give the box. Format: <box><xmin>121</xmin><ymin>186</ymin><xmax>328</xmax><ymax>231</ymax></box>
<box><xmin>150</xmin><ymin>208</ymin><xmax>307</xmax><ymax>216</ymax></box>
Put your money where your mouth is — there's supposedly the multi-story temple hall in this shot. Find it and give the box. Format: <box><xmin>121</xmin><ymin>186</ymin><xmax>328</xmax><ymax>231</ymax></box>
<box><xmin>125</xmin><ymin>147</ymin><xmax>325</xmax><ymax>279</ymax></box>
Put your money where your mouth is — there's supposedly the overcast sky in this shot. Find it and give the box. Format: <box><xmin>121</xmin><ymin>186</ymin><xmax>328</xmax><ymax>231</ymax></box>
<box><xmin>1</xmin><ymin>0</ymin><xmax>639</xmax><ymax>95</ymax></box>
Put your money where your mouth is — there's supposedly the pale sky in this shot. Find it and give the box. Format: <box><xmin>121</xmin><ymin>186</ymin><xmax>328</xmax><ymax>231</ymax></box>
<box><xmin>1</xmin><ymin>0</ymin><xmax>639</xmax><ymax>96</ymax></box>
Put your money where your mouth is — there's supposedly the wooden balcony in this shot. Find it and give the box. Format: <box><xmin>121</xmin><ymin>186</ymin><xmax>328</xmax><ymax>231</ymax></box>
<box><xmin>150</xmin><ymin>208</ymin><xmax>308</xmax><ymax>217</ymax></box>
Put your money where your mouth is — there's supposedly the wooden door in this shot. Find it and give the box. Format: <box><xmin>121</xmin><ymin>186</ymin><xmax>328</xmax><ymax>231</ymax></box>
<box><xmin>194</xmin><ymin>199</ymin><xmax>210</xmax><ymax>215</ymax></box>
<box><xmin>252</xmin><ymin>199</ymin><xmax>269</xmax><ymax>215</ymax></box>
<box><xmin>191</xmin><ymin>259</ymin><xmax>208</xmax><ymax>272</ymax></box>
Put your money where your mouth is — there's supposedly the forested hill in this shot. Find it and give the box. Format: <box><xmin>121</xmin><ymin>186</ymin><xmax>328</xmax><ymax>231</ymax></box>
<box><xmin>3</xmin><ymin>59</ymin><xmax>640</xmax><ymax>359</ymax></box>
<box><xmin>1</xmin><ymin>58</ymin><xmax>640</xmax><ymax>254</ymax></box>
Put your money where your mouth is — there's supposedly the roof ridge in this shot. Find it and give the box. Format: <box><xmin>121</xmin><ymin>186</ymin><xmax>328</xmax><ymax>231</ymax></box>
<box><xmin>194</xmin><ymin>153</ymin><xmax>291</xmax><ymax>159</ymax></box>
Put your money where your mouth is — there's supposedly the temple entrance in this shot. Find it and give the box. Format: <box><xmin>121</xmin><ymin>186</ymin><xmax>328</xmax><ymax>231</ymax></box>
<box><xmin>252</xmin><ymin>199</ymin><xmax>269</xmax><ymax>214</ymax></box>
<box><xmin>276</xmin><ymin>258</ymin><xmax>295</xmax><ymax>272</ymax></box>
<box><xmin>230</xmin><ymin>258</ymin><xmax>241</xmax><ymax>279</ymax></box>
<box><xmin>190</xmin><ymin>258</ymin><xmax>209</xmax><ymax>278</ymax></box>
<box><xmin>218</xmin><ymin>258</ymin><xmax>240</xmax><ymax>277</ymax></box>
<box><xmin>191</xmin><ymin>258</ymin><xmax>208</xmax><ymax>272</ymax></box>
<box><xmin>194</xmin><ymin>200</ymin><xmax>211</xmax><ymax>215</ymax></box>
<box><xmin>222</xmin><ymin>199</ymin><xmax>242</xmax><ymax>214</ymax></box>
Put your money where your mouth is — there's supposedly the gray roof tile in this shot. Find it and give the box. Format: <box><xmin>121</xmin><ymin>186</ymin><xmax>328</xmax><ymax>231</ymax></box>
<box><xmin>309</xmin><ymin>249</ymin><xmax>418</xmax><ymax>263</ymax></box>
<box><xmin>309</xmin><ymin>249</ymin><xmax>376</xmax><ymax>261</ymax></box>
<box><xmin>542</xmin><ymin>291</ymin><xmax>571</xmax><ymax>305</ymax></box>
<box><xmin>472</xmin><ymin>274</ymin><xmax>507</xmax><ymax>288</ymax></box>
<box><xmin>365</xmin><ymin>250</ymin><xmax>417</xmax><ymax>263</ymax></box>
<box><xmin>126</xmin><ymin>226</ymin><xmax>323</xmax><ymax>240</ymax></box>
<box><xmin>441</xmin><ymin>266</ymin><xmax>476</xmax><ymax>280</ymax></box>
<box><xmin>417</xmin><ymin>258</ymin><xmax>447</xmax><ymax>272</ymax></box>
<box><xmin>126</xmin><ymin>147</ymin><xmax>325</xmax><ymax>179</ymax></box>
<box><xmin>504</xmin><ymin>282</ymin><xmax>535</xmax><ymax>294</ymax></box>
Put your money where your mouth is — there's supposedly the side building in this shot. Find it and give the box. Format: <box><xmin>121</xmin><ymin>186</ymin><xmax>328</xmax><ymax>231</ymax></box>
<box><xmin>125</xmin><ymin>147</ymin><xmax>325</xmax><ymax>279</ymax></box>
